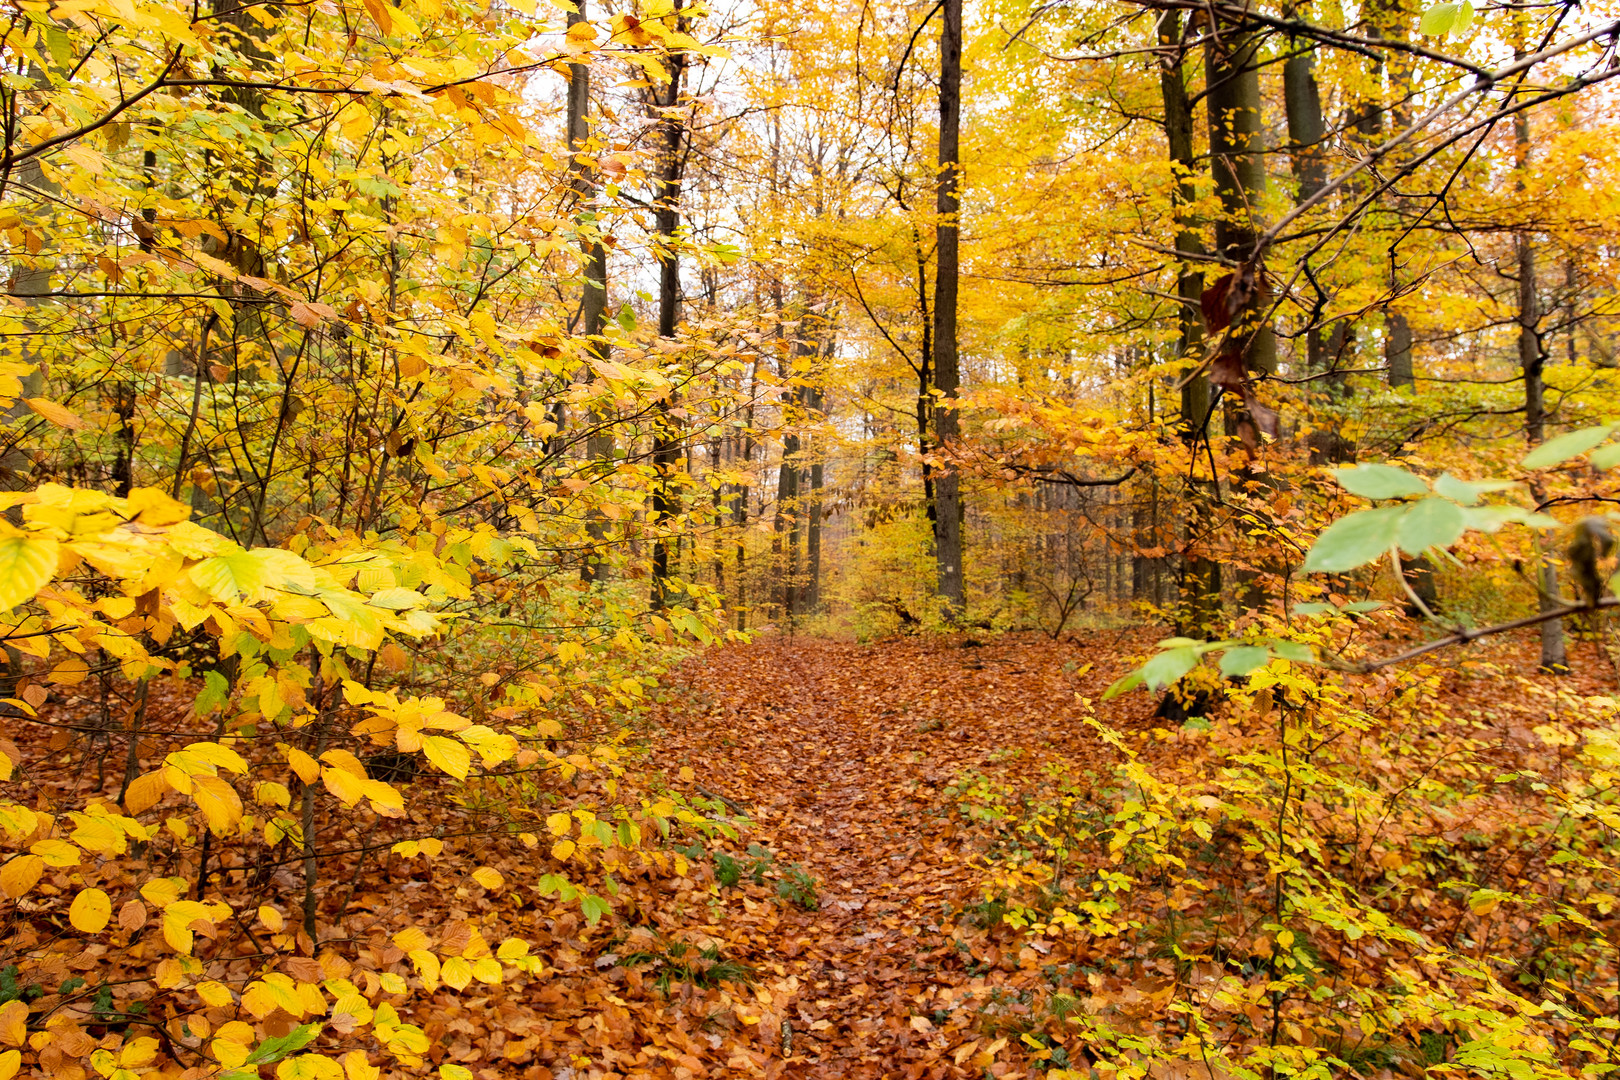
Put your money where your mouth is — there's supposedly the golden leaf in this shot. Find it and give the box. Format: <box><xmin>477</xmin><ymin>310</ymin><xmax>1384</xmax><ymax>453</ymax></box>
<box><xmin>68</xmin><ymin>886</ymin><xmax>111</xmax><ymax>932</ymax></box>
<box><xmin>0</xmin><ymin>854</ymin><xmax>44</xmax><ymax>899</ymax></box>
<box><xmin>24</xmin><ymin>397</ymin><xmax>89</xmax><ymax>430</ymax></box>
<box><xmin>0</xmin><ymin>1001</ymin><xmax>24</xmax><ymax>1047</ymax></box>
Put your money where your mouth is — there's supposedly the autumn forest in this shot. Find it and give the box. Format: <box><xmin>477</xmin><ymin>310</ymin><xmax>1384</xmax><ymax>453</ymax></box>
<box><xmin>1</xmin><ymin>0</ymin><xmax>1619</xmax><ymax>1075</ymax></box>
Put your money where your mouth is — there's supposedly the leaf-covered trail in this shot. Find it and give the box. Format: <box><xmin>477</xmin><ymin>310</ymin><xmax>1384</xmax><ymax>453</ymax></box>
<box><xmin>652</xmin><ymin>632</ymin><xmax>1141</xmax><ymax>1078</ymax></box>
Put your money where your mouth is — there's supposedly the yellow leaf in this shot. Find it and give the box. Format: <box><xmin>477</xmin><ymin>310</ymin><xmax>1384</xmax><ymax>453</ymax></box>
<box><xmin>471</xmin><ymin>957</ymin><xmax>502</xmax><ymax>984</ymax></box>
<box><xmin>551</xmin><ymin>839</ymin><xmax>576</xmax><ymax>861</ymax></box>
<box><xmin>0</xmin><ymin>1048</ymin><xmax>18</xmax><ymax>1080</ymax></box>
<box><xmin>0</xmin><ymin>854</ymin><xmax>43</xmax><ymax>899</ymax></box>
<box><xmin>48</xmin><ymin>655</ymin><xmax>88</xmax><ymax>685</ymax></box>
<box><xmin>421</xmin><ymin>735</ymin><xmax>470</xmax><ymax>779</ymax></box>
<box><xmin>319</xmin><ymin>749</ymin><xmax>366</xmax><ymax>777</ymax></box>
<box><xmin>407</xmin><ymin>949</ymin><xmax>440</xmax><ymax>990</ymax></box>
<box><xmin>546</xmin><ymin>812</ymin><xmax>571</xmax><ymax>836</ymax></box>
<box><xmin>196</xmin><ymin>981</ymin><xmax>233</xmax><ymax>1007</ymax></box>
<box><xmin>361</xmin><ymin>777</ymin><xmax>404</xmax><ymax>816</ymax></box>
<box><xmin>361</xmin><ymin>0</ymin><xmax>392</xmax><ymax>34</ymax></box>
<box><xmin>124</xmin><ymin>771</ymin><xmax>170</xmax><ymax>815</ymax></box>
<box><xmin>140</xmin><ymin>877</ymin><xmax>186</xmax><ymax>907</ymax></box>
<box><xmin>0</xmin><ymin>533</ymin><xmax>58</xmax><ymax>611</ymax></box>
<box><xmin>0</xmin><ymin>1001</ymin><xmax>24</xmax><ymax>1046</ymax></box>
<box><xmin>120</xmin><ymin>1037</ymin><xmax>159</xmax><ymax>1067</ymax></box>
<box><xmin>24</xmin><ymin>397</ymin><xmax>88</xmax><ymax>430</ymax></box>
<box><xmin>343</xmin><ymin>1051</ymin><xmax>379</xmax><ymax>1080</ymax></box>
<box><xmin>441</xmin><ymin>1065</ymin><xmax>473</xmax><ymax>1080</ymax></box>
<box><xmin>393</xmin><ymin>926</ymin><xmax>429</xmax><ymax>952</ymax></box>
<box><xmin>470</xmin><ymin>866</ymin><xmax>503</xmax><ymax>891</ymax></box>
<box><xmin>213</xmin><ymin>1036</ymin><xmax>251</xmax><ymax>1068</ymax></box>
<box><xmin>259</xmin><ymin>905</ymin><xmax>285</xmax><ymax>931</ymax></box>
<box><xmin>184</xmin><ymin>741</ymin><xmax>249</xmax><ymax>774</ymax></box>
<box><xmin>285</xmin><ymin>747</ymin><xmax>321</xmax><ymax>784</ymax></box>
<box><xmin>277</xmin><ymin>1054</ymin><xmax>344</xmax><ymax>1080</ymax></box>
<box><xmin>254</xmin><ymin>781</ymin><xmax>291</xmax><ymax>808</ymax></box>
<box><xmin>322</xmin><ymin>766</ymin><xmax>366</xmax><ymax>807</ymax></box>
<box><xmin>193</xmin><ymin>774</ymin><xmax>243</xmax><ymax>835</ymax></box>
<box><xmin>69</xmin><ymin>887</ymin><xmax>111</xmax><ymax>932</ymax></box>
<box><xmin>440</xmin><ymin>956</ymin><xmax>472</xmax><ymax>991</ymax></box>
<box><xmin>679</xmin><ymin>766</ymin><xmax>695</xmax><ymax>783</ymax></box>
<box><xmin>29</xmin><ymin>838</ymin><xmax>79</xmax><ymax>867</ymax></box>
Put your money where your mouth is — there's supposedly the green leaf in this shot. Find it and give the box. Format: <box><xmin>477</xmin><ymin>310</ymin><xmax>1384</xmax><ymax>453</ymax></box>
<box><xmin>1292</xmin><ymin>602</ymin><xmax>1333</xmax><ymax>615</ymax></box>
<box><xmin>1141</xmin><ymin>647</ymin><xmax>1199</xmax><ymax>691</ymax></box>
<box><xmin>1302</xmin><ymin>505</ymin><xmax>1408</xmax><ymax>573</ymax></box>
<box><xmin>1219</xmin><ymin>646</ymin><xmax>1270</xmax><ymax>678</ymax></box>
<box><xmin>616</xmin><ymin>305</ymin><xmax>637</xmax><ymax>333</ymax></box>
<box><xmin>1102</xmin><ymin>671</ymin><xmax>1144</xmax><ymax>700</ymax></box>
<box><xmin>1522</xmin><ymin>425</ymin><xmax>1614</xmax><ymax>470</ymax></box>
<box><xmin>1396</xmin><ymin>496</ymin><xmax>1468</xmax><ymax>554</ymax></box>
<box><xmin>244</xmin><ymin>1024</ymin><xmax>321</xmax><ymax>1065</ymax></box>
<box><xmin>45</xmin><ymin>27</ymin><xmax>72</xmax><ymax>72</ymax></box>
<box><xmin>1432</xmin><ymin>472</ymin><xmax>1511</xmax><ymax>505</ymax></box>
<box><xmin>1333</xmin><ymin>464</ymin><xmax>1429</xmax><ymax>500</ymax></box>
<box><xmin>0</xmin><ymin>533</ymin><xmax>59</xmax><ymax>610</ymax></box>
<box><xmin>1269</xmin><ymin>641</ymin><xmax>1315</xmax><ymax>663</ymax></box>
<box><xmin>191</xmin><ymin>548</ymin><xmax>317</xmax><ymax>604</ymax></box>
<box><xmin>1419</xmin><ymin>2</ymin><xmax>1458</xmax><ymax>34</ymax></box>
<box><xmin>580</xmin><ymin>892</ymin><xmax>612</xmax><ymax>925</ymax></box>
<box><xmin>1591</xmin><ymin>444</ymin><xmax>1620</xmax><ymax>471</ymax></box>
<box><xmin>1463</xmin><ymin>505</ymin><xmax>1527</xmax><ymax>534</ymax></box>
<box><xmin>1342</xmin><ymin>600</ymin><xmax>1387</xmax><ymax>613</ymax></box>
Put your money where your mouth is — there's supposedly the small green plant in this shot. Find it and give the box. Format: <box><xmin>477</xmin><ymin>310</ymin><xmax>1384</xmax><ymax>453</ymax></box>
<box><xmin>776</xmin><ymin>864</ymin><xmax>819</xmax><ymax>909</ymax></box>
<box><xmin>0</xmin><ymin>965</ymin><xmax>42</xmax><ymax>1006</ymax></box>
<box><xmin>745</xmin><ymin>842</ymin><xmax>774</xmax><ymax>883</ymax></box>
<box><xmin>620</xmin><ymin>939</ymin><xmax>756</xmax><ymax>994</ymax></box>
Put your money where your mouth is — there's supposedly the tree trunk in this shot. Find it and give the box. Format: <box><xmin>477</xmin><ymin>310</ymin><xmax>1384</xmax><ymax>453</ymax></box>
<box><xmin>734</xmin><ymin>359</ymin><xmax>757</xmax><ymax>630</ymax></box>
<box><xmin>931</xmin><ymin>0</ymin><xmax>966</xmax><ymax>619</ymax></box>
<box><xmin>571</xmin><ymin>0</ymin><xmax>615</xmax><ymax>583</ymax></box>
<box><xmin>1283</xmin><ymin>25</ymin><xmax>1337</xmax><ymax>388</ymax></box>
<box><xmin>1204</xmin><ymin>2</ymin><xmax>1276</xmax><ymax>380</ymax></box>
<box><xmin>772</xmin><ymin>390</ymin><xmax>802</xmax><ymax>621</ymax></box>
<box><xmin>805</xmin><ymin>385</ymin><xmax>825</xmax><ymax>613</ymax></box>
<box><xmin>649</xmin><ymin>4</ymin><xmax>688</xmax><ymax>610</ymax></box>
<box><xmin>1519</xmin><ymin>123</ymin><xmax>1565</xmax><ymax>671</ymax></box>
<box><xmin>1158</xmin><ymin>11</ymin><xmax>1221</xmax><ymax>634</ymax></box>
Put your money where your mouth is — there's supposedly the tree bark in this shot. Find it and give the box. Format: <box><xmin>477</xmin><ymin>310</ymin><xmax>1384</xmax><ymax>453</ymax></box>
<box><xmin>1158</xmin><ymin>11</ymin><xmax>1221</xmax><ymax>634</ymax></box>
<box><xmin>649</xmin><ymin>2</ymin><xmax>689</xmax><ymax>610</ymax></box>
<box><xmin>1518</xmin><ymin>108</ymin><xmax>1565</xmax><ymax>671</ymax></box>
<box><xmin>931</xmin><ymin>0</ymin><xmax>966</xmax><ymax>619</ymax></box>
<box><xmin>571</xmin><ymin>0</ymin><xmax>615</xmax><ymax>583</ymax></box>
<box><xmin>1204</xmin><ymin>2</ymin><xmax>1276</xmax><ymax>380</ymax></box>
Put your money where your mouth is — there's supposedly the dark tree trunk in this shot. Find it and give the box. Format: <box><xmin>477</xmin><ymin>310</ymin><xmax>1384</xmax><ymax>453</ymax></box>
<box><xmin>1158</xmin><ymin>11</ymin><xmax>1221</xmax><ymax>634</ymax></box>
<box><xmin>932</xmin><ymin>0</ymin><xmax>966</xmax><ymax>618</ymax></box>
<box><xmin>649</xmin><ymin>3</ymin><xmax>688</xmax><ymax>610</ymax></box>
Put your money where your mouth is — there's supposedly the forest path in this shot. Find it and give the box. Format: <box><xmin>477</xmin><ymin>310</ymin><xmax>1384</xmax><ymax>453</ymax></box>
<box><xmin>652</xmin><ymin>631</ymin><xmax>1141</xmax><ymax>1078</ymax></box>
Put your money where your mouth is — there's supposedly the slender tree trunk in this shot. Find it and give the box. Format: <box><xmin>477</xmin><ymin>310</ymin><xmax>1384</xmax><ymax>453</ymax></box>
<box><xmin>571</xmin><ymin>0</ymin><xmax>615</xmax><ymax>583</ymax></box>
<box><xmin>1204</xmin><ymin>2</ymin><xmax>1276</xmax><ymax>381</ymax></box>
<box><xmin>649</xmin><ymin>4</ymin><xmax>688</xmax><ymax>610</ymax></box>
<box><xmin>734</xmin><ymin>359</ymin><xmax>756</xmax><ymax>630</ymax></box>
<box><xmin>1158</xmin><ymin>12</ymin><xmax>1221</xmax><ymax>634</ymax></box>
<box><xmin>1283</xmin><ymin>26</ymin><xmax>1336</xmax><ymax>387</ymax></box>
<box><xmin>931</xmin><ymin>0</ymin><xmax>966</xmax><ymax>618</ymax></box>
<box><xmin>1516</xmin><ymin>105</ymin><xmax>1565</xmax><ymax>671</ymax></box>
<box><xmin>805</xmin><ymin>384</ymin><xmax>825</xmax><ymax>613</ymax></box>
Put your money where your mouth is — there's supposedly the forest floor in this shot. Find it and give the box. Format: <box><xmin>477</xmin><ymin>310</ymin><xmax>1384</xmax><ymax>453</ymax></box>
<box><xmin>13</xmin><ymin>626</ymin><xmax>1602</xmax><ymax>1080</ymax></box>
<box><xmin>642</xmin><ymin>630</ymin><xmax>1154</xmax><ymax>1079</ymax></box>
<box><xmin>625</xmin><ymin>626</ymin><xmax>1612</xmax><ymax>1080</ymax></box>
